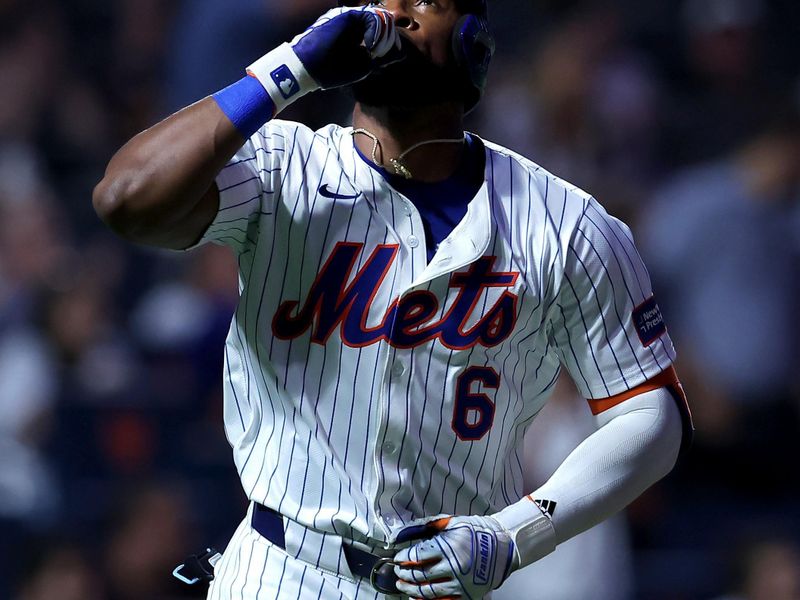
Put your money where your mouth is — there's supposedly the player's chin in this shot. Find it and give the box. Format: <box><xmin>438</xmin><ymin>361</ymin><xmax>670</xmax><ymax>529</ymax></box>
<box><xmin>348</xmin><ymin>59</ymin><xmax>467</xmax><ymax>112</ymax></box>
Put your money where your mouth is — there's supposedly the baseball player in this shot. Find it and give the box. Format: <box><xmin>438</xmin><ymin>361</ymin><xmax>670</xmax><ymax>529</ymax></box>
<box><xmin>94</xmin><ymin>1</ymin><xmax>692</xmax><ymax>598</ymax></box>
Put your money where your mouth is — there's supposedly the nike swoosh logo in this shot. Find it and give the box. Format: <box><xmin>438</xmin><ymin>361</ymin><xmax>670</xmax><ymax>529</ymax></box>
<box><xmin>319</xmin><ymin>184</ymin><xmax>360</xmax><ymax>200</ymax></box>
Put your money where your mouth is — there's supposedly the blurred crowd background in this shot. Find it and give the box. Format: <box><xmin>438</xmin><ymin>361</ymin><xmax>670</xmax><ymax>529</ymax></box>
<box><xmin>1</xmin><ymin>0</ymin><xmax>799</xmax><ymax>598</ymax></box>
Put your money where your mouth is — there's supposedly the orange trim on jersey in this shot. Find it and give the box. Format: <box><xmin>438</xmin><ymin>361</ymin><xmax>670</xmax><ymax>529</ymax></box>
<box><xmin>587</xmin><ymin>366</ymin><xmax>681</xmax><ymax>415</ymax></box>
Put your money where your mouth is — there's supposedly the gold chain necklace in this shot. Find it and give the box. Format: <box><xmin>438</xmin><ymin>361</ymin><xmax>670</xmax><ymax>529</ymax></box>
<box><xmin>351</xmin><ymin>128</ymin><xmax>465</xmax><ymax>180</ymax></box>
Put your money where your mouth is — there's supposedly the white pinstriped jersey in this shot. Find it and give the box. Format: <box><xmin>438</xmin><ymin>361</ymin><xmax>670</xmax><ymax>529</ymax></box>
<box><xmin>197</xmin><ymin>119</ymin><xmax>676</xmax><ymax>548</ymax></box>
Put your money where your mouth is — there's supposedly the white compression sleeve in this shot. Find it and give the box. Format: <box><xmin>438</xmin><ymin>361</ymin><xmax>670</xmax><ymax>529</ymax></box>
<box><xmin>531</xmin><ymin>386</ymin><xmax>683</xmax><ymax>544</ymax></box>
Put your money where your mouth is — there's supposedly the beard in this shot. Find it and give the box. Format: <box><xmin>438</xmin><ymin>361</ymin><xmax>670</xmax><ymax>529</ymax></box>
<box><xmin>349</xmin><ymin>43</ymin><xmax>469</xmax><ymax>112</ymax></box>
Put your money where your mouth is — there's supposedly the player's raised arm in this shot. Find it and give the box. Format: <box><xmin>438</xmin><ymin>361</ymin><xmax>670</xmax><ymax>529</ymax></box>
<box><xmin>92</xmin><ymin>6</ymin><xmax>403</xmax><ymax>250</ymax></box>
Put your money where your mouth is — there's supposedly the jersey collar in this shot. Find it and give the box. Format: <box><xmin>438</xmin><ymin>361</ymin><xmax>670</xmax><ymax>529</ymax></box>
<box><xmin>340</xmin><ymin>126</ymin><xmax>493</xmax><ymax>284</ymax></box>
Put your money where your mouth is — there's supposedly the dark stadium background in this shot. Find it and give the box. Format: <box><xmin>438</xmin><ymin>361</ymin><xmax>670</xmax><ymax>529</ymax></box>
<box><xmin>1</xmin><ymin>0</ymin><xmax>799</xmax><ymax>598</ymax></box>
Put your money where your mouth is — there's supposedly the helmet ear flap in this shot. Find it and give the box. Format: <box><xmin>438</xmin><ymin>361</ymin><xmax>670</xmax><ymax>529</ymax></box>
<box><xmin>451</xmin><ymin>13</ymin><xmax>495</xmax><ymax>112</ymax></box>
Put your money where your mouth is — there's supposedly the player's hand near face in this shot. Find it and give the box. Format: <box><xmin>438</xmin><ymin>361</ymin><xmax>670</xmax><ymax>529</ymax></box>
<box><xmin>291</xmin><ymin>6</ymin><xmax>405</xmax><ymax>88</ymax></box>
<box><xmin>246</xmin><ymin>6</ymin><xmax>404</xmax><ymax>114</ymax></box>
<box><xmin>93</xmin><ymin>6</ymin><xmax>402</xmax><ymax>250</ymax></box>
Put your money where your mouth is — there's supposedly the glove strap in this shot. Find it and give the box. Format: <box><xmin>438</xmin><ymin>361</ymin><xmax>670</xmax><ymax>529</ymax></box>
<box><xmin>493</xmin><ymin>497</ymin><xmax>557</xmax><ymax>569</ymax></box>
<box><xmin>247</xmin><ymin>43</ymin><xmax>318</xmax><ymax>115</ymax></box>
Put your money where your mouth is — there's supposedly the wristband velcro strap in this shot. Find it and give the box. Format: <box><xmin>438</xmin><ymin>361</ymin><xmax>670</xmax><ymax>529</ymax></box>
<box><xmin>246</xmin><ymin>43</ymin><xmax>318</xmax><ymax>115</ymax></box>
<box><xmin>493</xmin><ymin>497</ymin><xmax>557</xmax><ymax>569</ymax></box>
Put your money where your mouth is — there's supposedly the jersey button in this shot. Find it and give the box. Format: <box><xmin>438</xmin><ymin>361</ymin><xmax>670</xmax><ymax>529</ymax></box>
<box><xmin>407</xmin><ymin>235</ymin><xmax>420</xmax><ymax>248</ymax></box>
<box><xmin>383</xmin><ymin>442</ymin><xmax>398</xmax><ymax>456</ymax></box>
<box><xmin>391</xmin><ymin>362</ymin><xmax>405</xmax><ymax>377</ymax></box>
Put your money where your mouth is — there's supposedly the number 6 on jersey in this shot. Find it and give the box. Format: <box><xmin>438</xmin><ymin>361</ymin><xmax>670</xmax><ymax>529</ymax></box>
<box><xmin>452</xmin><ymin>366</ymin><xmax>499</xmax><ymax>440</ymax></box>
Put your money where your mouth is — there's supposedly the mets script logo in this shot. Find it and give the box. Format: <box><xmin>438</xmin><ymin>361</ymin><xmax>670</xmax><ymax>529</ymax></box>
<box><xmin>272</xmin><ymin>242</ymin><xmax>520</xmax><ymax>350</ymax></box>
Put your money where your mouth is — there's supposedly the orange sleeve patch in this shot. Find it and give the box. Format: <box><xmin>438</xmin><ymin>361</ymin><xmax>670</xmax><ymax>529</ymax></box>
<box><xmin>587</xmin><ymin>366</ymin><xmax>683</xmax><ymax>415</ymax></box>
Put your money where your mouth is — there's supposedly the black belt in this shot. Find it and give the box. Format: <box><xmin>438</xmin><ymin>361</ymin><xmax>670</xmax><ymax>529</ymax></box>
<box><xmin>252</xmin><ymin>503</ymin><xmax>399</xmax><ymax>594</ymax></box>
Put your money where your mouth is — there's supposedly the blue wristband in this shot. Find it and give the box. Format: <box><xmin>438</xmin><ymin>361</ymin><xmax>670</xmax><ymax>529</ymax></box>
<box><xmin>212</xmin><ymin>76</ymin><xmax>275</xmax><ymax>139</ymax></box>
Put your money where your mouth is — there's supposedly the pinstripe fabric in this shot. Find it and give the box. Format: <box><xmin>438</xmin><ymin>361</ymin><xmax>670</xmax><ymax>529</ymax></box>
<box><xmin>196</xmin><ymin>120</ymin><xmax>675</xmax><ymax>597</ymax></box>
